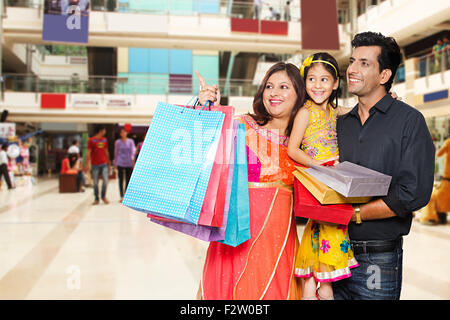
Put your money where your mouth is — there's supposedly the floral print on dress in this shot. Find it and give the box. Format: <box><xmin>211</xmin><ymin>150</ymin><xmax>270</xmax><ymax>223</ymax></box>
<box><xmin>320</xmin><ymin>240</ymin><xmax>331</xmax><ymax>254</ymax></box>
<box><xmin>340</xmin><ymin>239</ymin><xmax>351</xmax><ymax>253</ymax></box>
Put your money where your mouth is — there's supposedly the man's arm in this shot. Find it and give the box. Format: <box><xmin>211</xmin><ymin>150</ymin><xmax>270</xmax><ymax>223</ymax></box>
<box><xmin>351</xmin><ymin>199</ymin><xmax>397</xmax><ymax>222</ymax></box>
<box><xmin>84</xmin><ymin>149</ymin><xmax>91</xmax><ymax>173</ymax></box>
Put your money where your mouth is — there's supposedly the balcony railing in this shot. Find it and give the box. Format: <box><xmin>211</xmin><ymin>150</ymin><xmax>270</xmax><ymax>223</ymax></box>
<box><xmin>1</xmin><ymin>73</ymin><xmax>261</xmax><ymax>97</ymax></box>
<box><xmin>416</xmin><ymin>47</ymin><xmax>450</xmax><ymax>78</ymax></box>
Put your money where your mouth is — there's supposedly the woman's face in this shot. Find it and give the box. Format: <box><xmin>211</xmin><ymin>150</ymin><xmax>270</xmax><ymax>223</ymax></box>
<box><xmin>120</xmin><ymin>129</ymin><xmax>128</xmax><ymax>139</ymax></box>
<box><xmin>262</xmin><ymin>70</ymin><xmax>298</xmax><ymax>120</ymax></box>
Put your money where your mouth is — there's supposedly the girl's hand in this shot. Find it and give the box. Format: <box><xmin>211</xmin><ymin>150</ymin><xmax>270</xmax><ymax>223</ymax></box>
<box><xmin>317</xmin><ymin>156</ymin><xmax>339</xmax><ymax>166</ymax></box>
<box><xmin>389</xmin><ymin>91</ymin><xmax>402</xmax><ymax>101</ymax></box>
<box><xmin>196</xmin><ymin>70</ymin><xmax>221</xmax><ymax>106</ymax></box>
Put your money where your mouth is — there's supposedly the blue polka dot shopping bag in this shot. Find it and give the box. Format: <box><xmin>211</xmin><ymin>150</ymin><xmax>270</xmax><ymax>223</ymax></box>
<box><xmin>122</xmin><ymin>101</ymin><xmax>225</xmax><ymax>225</ymax></box>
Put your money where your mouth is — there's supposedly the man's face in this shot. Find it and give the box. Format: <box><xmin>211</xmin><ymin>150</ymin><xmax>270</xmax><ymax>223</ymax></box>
<box><xmin>347</xmin><ymin>46</ymin><xmax>387</xmax><ymax>97</ymax></box>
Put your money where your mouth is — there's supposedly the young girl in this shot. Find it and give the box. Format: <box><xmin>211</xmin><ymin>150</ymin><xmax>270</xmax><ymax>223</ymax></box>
<box><xmin>287</xmin><ymin>53</ymin><xmax>358</xmax><ymax>300</ymax></box>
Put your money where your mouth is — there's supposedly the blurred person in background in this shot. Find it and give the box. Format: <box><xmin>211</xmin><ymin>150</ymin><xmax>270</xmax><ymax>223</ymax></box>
<box><xmin>253</xmin><ymin>0</ymin><xmax>262</xmax><ymax>20</ymax></box>
<box><xmin>432</xmin><ymin>38</ymin><xmax>443</xmax><ymax>73</ymax></box>
<box><xmin>284</xmin><ymin>1</ymin><xmax>291</xmax><ymax>21</ymax></box>
<box><xmin>85</xmin><ymin>125</ymin><xmax>111</xmax><ymax>205</ymax></box>
<box><xmin>269</xmin><ymin>6</ymin><xmax>281</xmax><ymax>20</ymax></box>
<box><xmin>61</xmin><ymin>152</ymin><xmax>84</xmax><ymax>192</ymax></box>
<box><xmin>420</xmin><ymin>136</ymin><xmax>450</xmax><ymax>225</ymax></box>
<box><xmin>114</xmin><ymin>127</ymin><xmax>135</xmax><ymax>203</ymax></box>
<box><xmin>0</xmin><ymin>143</ymin><xmax>13</xmax><ymax>190</ymax></box>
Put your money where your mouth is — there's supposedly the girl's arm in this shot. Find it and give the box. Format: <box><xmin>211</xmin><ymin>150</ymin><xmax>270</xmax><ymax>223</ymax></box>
<box><xmin>287</xmin><ymin>108</ymin><xmax>321</xmax><ymax>167</ymax></box>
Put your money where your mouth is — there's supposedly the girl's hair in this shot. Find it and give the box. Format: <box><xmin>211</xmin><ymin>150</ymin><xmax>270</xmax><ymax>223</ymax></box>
<box><xmin>250</xmin><ymin>62</ymin><xmax>305</xmax><ymax>137</ymax></box>
<box><xmin>302</xmin><ymin>52</ymin><xmax>340</xmax><ymax>109</ymax></box>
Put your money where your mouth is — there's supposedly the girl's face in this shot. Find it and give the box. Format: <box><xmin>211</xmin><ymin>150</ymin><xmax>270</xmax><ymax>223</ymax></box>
<box><xmin>305</xmin><ymin>63</ymin><xmax>338</xmax><ymax>107</ymax></box>
<box><xmin>262</xmin><ymin>70</ymin><xmax>298</xmax><ymax>120</ymax></box>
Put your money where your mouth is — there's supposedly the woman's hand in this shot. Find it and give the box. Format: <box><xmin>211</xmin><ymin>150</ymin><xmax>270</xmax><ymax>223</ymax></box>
<box><xmin>196</xmin><ymin>70</ymin><xmax>221</xmax><ymax>106</ymax></box>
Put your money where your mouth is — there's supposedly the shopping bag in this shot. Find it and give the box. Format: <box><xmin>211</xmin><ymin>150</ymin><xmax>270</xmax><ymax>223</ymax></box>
<box><xmin>293</xmin><ymin>167</ymin><xmax>371</xmax><ymax>204</ymax></box>
<box><xmin>217</xmin><ymin>123</ymin><xmax>251</xmax><ymax>247</ymax></box>
<box><xmin>306</xmin><ymin>161</ymin><xmax>392</xmax><ymax>197</ymax></box>
<box><xmin>147</xmin><ymin>120</ymin><xmax>239</xmax><ymax>241</ymax></box>
<box><xmin>122</xmin><ymin>100</ymin><xmax>225</xmax><ymax>224</ymax></box>
<box><xmin>294</xmin><ymin>169</ymin><xmax>353</xmax><ymax>225</ymax></box>
<box><xmin>196</xmin><ymin>105</ymin><xmax>235</xmax><ymax>227</ymax></box>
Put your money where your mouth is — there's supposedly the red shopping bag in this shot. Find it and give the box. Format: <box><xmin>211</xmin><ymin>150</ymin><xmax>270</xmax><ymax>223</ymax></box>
<box><xmin>196</xmin><ymin>105</ymin><xmax>235</xmax><ymax>227</ymax></box>
<box><xmin>294</xmin><ymin>164</ymin><xmax>353</xmax><ymax>225</ymax></box>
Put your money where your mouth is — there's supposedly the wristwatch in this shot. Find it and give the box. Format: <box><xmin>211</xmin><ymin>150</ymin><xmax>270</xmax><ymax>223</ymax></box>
<box><xmin>352</xmin><ymin>204</ymin><xmax>362</xmax><ymax>224</ymax></box>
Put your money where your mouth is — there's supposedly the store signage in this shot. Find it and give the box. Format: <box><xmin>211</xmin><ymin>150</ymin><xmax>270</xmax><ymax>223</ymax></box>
<box><xmin>41</xmin><ymin>93</ymin><xmax>66</xmax><ymax>109</ymax></box>
<box><xmin>72</xmin><ymin>96</ymin><xmax>101</xmax><ymax>108</ymax></box>
<box><xmin>42</xmin><ymin>0</ymin><xmax>90</xmax><ymax>44</ymax></box>
<box><xmin>106</xmin><ymin>98</ymin><xmax>132</xmax><ymax>108</ymax></box>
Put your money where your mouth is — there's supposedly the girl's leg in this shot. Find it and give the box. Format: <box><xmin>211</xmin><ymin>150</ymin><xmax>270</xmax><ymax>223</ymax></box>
<box><xmin>302</xmin><ymin>277</ymin><xmax>318</xmax><ymax>300</ymax></box>
<box><xmin>317</xmin><ymin>282</ymin><xmax>334</xmax><ymax>300</ymax></box>
<box><xmin>317</xmin><ymin>263</ymin><xmax>334</xmax><ymax>300</ymax></box>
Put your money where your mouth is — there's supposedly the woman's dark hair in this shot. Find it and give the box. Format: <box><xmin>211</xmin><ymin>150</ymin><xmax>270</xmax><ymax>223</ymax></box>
<box><xmin>1</xmin><ymin>143</ymin><xmax>8</xmax><ymax>151</ymax></box>
<box><xmin>351</xmin><ymin>31</ymin><xmax>402</xmax><ymax>92</ymax></box>
<box><xmin>68</xmin><ymin>153</ymin><xmax>79</xmax><ymax>168</ymax></box>
<box><xmin>250</xmin><ymin>62</ymin><xmax>305</xmax><ymax>137</ymax></box>
<box><xmin>302</xmin><ymin>52</ymin><xmax>340</xmax><ymax>109</ymax></box>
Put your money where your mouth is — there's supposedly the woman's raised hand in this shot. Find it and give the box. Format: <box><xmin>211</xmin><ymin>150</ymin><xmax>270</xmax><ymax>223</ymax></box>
<box><xmin>196</xmin><ymin>70</ymin><xmax>221</xmax><ymax>106</ymax></box>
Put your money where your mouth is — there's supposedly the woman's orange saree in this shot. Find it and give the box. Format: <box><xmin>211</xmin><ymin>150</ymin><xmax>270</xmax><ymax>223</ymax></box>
<box><xmin>200</xmin><ymin>115</ymin><xmax>302</xmax><ymax>300</ymax></box>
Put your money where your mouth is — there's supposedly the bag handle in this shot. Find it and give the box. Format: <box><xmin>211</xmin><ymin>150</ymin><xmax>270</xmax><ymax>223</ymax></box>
<box><xmin>181</xmin><ymin>97</ymin><xmax>212</xmax><ymax>113</ymax></box>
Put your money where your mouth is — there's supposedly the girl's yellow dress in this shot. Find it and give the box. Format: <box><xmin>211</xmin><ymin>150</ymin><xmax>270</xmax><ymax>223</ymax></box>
<box><xmin>294</xmin><ymin>100</ymin><xmax>359</xmax><ymax>282</ymax></box>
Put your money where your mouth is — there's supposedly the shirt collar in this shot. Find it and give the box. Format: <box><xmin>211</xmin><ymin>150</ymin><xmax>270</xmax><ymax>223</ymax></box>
<box><xmin>344</xmin><ymin>93</ymin><xmax>394</xmax><ymax>119</ymax></box>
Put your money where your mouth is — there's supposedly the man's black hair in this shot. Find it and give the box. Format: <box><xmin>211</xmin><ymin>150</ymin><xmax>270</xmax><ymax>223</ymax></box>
<box><xmin>351</xmin><ymin>31</ymin><xmax>402</xmax><ymax>92</ymax></box>
<box><xmin>94</xmin><ymin>125</ymin><xmax>106</xmax><ymax>134</ymax></box>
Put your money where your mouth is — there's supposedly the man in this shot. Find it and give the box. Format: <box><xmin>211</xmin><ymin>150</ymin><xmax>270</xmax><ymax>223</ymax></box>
<box><xmin>432</xmin><ymin>39</ymin><xmax>443</xmax><ymax>73</ymax></box>
<box><xmin>269</xmin><ymin>7</ymin><xmax>281</xmax><ymax>20</ymax></box>
<box><xmin>333</xmin><ymin>31</ymin><xmax>435</xmax><ymax>300</ymax></box>
<box><xmin>84</xmin><ymin>125</ymin><xmax>111</xmax><ymax>205</ymax></box>
<box><xmin>68</xmin><ymin>139</ymin><xmax>80</xmax><ymax>155</ymax></box>
<box><xmin>253</xmin><ymin>0</ymin><xmax>262</xmax><ymax>20</ymax></box>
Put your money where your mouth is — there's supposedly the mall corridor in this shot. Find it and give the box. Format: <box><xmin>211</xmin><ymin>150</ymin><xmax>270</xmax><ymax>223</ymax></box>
<box><xmin>0</xmin><ymin>178</ymin><xmax>448</xmax><ymax>300</ymax></box>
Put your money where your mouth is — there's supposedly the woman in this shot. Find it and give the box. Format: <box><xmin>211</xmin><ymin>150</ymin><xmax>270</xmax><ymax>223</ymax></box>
<box><xmin>196</xmin><ymin>62</ymin><xmax>304</xmax><ymax>300</ymax></box>
<box><xmin>61</xmin><ymin>152</ymin><xmax>84</xmax><ymax>192</ymax></box>
<box><xmin>114</xmin><ymin>128</ymin><xmax>136</xmax><ymax>202</ymax></box>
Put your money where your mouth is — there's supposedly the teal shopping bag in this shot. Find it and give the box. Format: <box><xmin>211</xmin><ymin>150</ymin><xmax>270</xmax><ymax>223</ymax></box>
<box><xmin>218</xmin><ymin>123</ymin><xmax>251</xmax><ymax>247</ymax></box>
<box><xmin>122</xmin><ymin>101</ymin><xmax>224</xmax><ymax>224</ymax></box>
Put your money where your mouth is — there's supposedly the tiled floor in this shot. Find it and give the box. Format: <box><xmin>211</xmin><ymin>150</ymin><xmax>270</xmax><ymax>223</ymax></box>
<box><xmin>0</xmin><ymin>177</ymin><xmax>448</xmax><ymax>300</ymax></box>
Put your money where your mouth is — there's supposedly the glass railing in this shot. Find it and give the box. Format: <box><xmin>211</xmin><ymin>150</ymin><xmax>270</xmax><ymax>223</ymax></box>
<box><xmin>4</xmin><ymin>0</ymin><xmax>304</xmax><ymax>22</ymax></box>
<box><xmin>2</xmin><ymin>73</ymin><xmax>260</xmax><ymax>97</ymax></box>
<box><xmin>416</xmin><ymin>47</ymin><xmax>450</xmax><ymax>78</ymax></box>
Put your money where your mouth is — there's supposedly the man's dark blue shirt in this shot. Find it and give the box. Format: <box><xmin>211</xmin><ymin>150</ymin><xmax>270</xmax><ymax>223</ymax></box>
<box><xmin>337</xmin><ymin>94</ymin><xmax>435</xmax><ymax>240</ymax></box>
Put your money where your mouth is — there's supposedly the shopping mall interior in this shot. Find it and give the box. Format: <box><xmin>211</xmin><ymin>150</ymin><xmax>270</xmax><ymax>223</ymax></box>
<box><xmin>0</xmin><ymin>0</ymin><xmax>449</xmax><ymax>300</ymax></box>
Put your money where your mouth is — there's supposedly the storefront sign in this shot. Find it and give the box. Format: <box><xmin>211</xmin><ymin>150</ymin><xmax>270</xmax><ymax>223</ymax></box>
<box><xmin>72</xmin><ymin>96</ymin><xmax>101</xmax><ymax>108</ymax></box>
<box><xmin>106</xmin><ymin>98</ymin><xmax>132</xmax><ymax>108</ymax></box>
